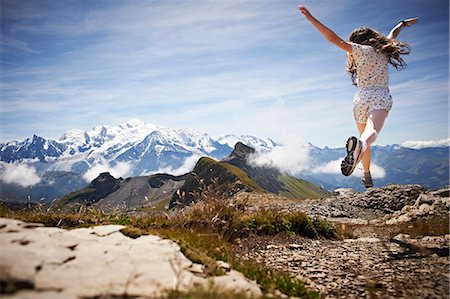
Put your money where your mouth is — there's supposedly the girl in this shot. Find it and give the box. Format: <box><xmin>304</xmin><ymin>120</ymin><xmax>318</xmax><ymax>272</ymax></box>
<box><xmin>298</xmin><ymin>6</ymin><xmax>418</xmax><ymax>188</ymax></box>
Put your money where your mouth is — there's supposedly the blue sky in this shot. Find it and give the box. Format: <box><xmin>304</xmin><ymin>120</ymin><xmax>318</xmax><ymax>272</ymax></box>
<box><xmin>1</xmin><ymin>0</ymin><xmax>448</xmax><ymax>147</ymax></box>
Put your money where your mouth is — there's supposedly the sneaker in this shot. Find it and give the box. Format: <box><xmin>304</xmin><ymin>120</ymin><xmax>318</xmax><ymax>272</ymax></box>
<box><xmin>361</xmin><ymin>174</ymin><xmax>374</xmax><ymax>188</ymax></box>
<box><xmin>340</xmin><ymin>136</ymin><xmax>364</xmax><ymax>176</ymax></box>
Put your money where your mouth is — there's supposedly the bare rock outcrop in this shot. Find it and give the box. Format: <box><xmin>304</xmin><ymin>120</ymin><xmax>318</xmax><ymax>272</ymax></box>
<box><xmin>0</xmin><ymin>218</ymin><xmax>261</xmax><ymax>299</ymax></box>
<box><xmin>286</xmin><ymin>184</ymin><xmax>449</xmax><ymax>223</ymax></box>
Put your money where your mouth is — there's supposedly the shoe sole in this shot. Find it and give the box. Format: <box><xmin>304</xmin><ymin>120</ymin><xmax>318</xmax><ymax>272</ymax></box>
<box><xmin>341</xmin><ymin>137</ymin><xmax>362</xmax><ymax>176</ymax></box>
<box><xmin>346</xmin><ymin>136</ymin><xmax>356</xmax><ymax>154</ymax></box>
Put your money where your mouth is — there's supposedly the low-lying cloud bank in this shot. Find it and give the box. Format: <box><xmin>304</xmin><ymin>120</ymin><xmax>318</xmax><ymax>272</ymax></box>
<box><xmin>0</xmin><ymin>162</ymin><xmax>41</xmax><ymax>187</ymax></box>
<box><xmin>401</xmin><ymin>138</ymin><xmax>450</xmax><ymax>149</ymax></box>
<box><xmin>248</xmin><ymin>133</ymin><xmax>310</xmax><ymax>175</ymax></box>
<box><xmin>246</xmin><ymin>132</ymin><xmax>389</xmax><ymax>178</ymax></box>
<box><xmin>312</xmin><ymin>159</ymin><xmax>386</xmax><ymax>179</ymax></box>
<box><xmin>83</xmin><ymin>160</ymin><xmax>133</xmax><ymax>182</ymax></box>
<box><xmin>150</xmin><ymin>154</ymin><xmax>202</xmax><ymax>176</ymax></box>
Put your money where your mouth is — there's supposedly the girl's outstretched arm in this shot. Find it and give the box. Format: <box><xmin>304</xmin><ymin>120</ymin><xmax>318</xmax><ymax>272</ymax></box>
<box><xmin>298</xmin><ymin>6</ymin><xmax>352</xmax><ymax>53</ymax></box>
<box><xmin>387</xmin><ymin>17</ymin><xmax>419</xmax><ymax>40</ymax></box>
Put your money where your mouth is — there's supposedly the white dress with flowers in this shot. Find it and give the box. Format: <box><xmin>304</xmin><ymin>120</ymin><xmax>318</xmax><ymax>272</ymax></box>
<box><xmin>349</xmin><ymin>42</ymin><xmax>393</xmax><ymax>124</ymax></box>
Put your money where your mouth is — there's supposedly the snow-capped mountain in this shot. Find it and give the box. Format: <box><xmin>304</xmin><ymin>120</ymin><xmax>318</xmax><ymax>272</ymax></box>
<box><xmin>1</xmin><ymin>119</ymin><xmax>448</xmax><ymax>205</ymax></box>
<box><xmin>0</xmin><ymin>135</ymin><xmax>66</xmax><ymax>163</ymax></box>
<box><xmin>0</xmin><ymin>119</ymin><xmax>274</xmax><ymax>178</ymax></box>
<box><xmin>217</xmin><ymin>135</ymin><xmax>276</xmax><ymax>152</ymax></box>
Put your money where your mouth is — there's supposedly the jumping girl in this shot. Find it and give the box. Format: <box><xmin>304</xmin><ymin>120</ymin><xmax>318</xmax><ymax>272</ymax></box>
<box><xmin>298</xmin><ymin>6</ymin><xmax>418</xmax><ymax>188</ymax></box>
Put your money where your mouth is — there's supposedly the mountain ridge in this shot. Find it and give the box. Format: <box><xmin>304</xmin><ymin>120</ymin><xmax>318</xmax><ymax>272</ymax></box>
<box><xmin>0</xmin><ymin>119</ymin><xmax>448</xmax><ymax>203</ymax></box>
<box><xmin>55</xmin><ymin>143</ymin><xmax>330</xmax><ymax>212</ymax></box>
<box><xmin>0</xmin><ymin>119</ymin><xmax>273</xmax><ymax>177</ymax></box>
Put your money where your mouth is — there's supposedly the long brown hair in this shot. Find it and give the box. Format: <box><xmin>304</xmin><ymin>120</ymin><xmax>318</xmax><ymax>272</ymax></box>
<box><xmin>347</xmin><ymin>26</ymin><xmax>410</xmax><ymax>85</ymax></box>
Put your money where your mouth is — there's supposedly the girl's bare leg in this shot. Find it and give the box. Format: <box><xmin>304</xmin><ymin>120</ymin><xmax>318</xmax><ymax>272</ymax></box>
<box><xmin>360</xmin><ymin>109</ymin><xmax>389</xmax><ymax>146</ymax></box>
<box><xmin>357</xmin><ymin>122</ymin><xmax>371</xmax><ymax>173</ymax></box>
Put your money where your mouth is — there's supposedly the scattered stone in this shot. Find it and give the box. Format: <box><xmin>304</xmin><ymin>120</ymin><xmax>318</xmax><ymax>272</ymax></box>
<box><xmin>344</xmin><ymin>237</ymin><xmax>380</xmax><ymax>243</ymax></box>
<box><xmin>187</xmin><ymin>263</ymin><xmax>205</xmax><ymax>275</ymax></box>
<box><xmin>393</xmin><ymin>234</ymin><xmax>411</xmax><ymax>242</ymax></box>
<box><xmin>266</xmin><ymin>244</ymin><xmax>279</xmax><ymax>250</ymax></box>
<box><xmin>288</xmin><ymin>244</ymin><xmax>302</xmax><ymax>250</ymax></box>
<box><xmin>233</xmin><ymin>184</ymin><xmax>449</xmax><ymax>299</ymax></box>
<box><xmin>216</xmin><ymin>260</ymin><xmax>231</xmax><ymax>272</ymax></box>
<box><xmin>242</xmin><ymin>235</ymin><xmax>449</xmax><ymax>299</ymax></box>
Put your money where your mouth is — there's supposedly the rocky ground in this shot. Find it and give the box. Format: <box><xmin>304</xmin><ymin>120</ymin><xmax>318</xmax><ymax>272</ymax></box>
<box><xmin>235</xmin><ymin>184</ymin><xmax>450</xmax><ymax>299</ymax></box>
<box><xmin>238</xmin><ymin>234</ymin><xmax>448</xmax><ymax>298</ymax></box>
<box><xmin>1</xmin><ymin>184</ymin><xmax>448</xmax><ymax>299</ymax></box>
<box><xmin>0</xmin><ymin>218</ymin><xmax>260</xmax><ymax>299</ymax></box>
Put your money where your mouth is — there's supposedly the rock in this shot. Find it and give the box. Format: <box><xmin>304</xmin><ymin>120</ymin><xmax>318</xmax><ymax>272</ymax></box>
<box><xmin>415</xmin><ymin>194</ymin><xmax>436</xmax><ymax>206</ymax></box>
<box><xmin>344</xmin><ymin>237</ymin><xmax>380</xmax><ymax>243</ymax></box>
<box><xmin>90</xmin><ymin>225</ymin><xmax>126</xmax><ymax>236</ymax></box>
<box><xmin>309</xmin><ymin>272</ymin><xmax>326</xmax><ymax>278</ymax></box>
<box><xmin>22</xmin><ymin>222</ymin><xmax>45</xmax><ymax>228</ymax></box>
<box><xmin>393</xmin><ymin>234</ymin><xmax>411</xmax><ymax>242</ymax></box>
<box><xmin>289</xmin><ymin>244</ymin><xmax>302</xmax><ymax>250</ymax></box>
<box><xmin>400</xmin><ymin>205</ymin><xmax>412</xmax><ymax>213</ymax></box>
<box><xmin>431</xmin><ymin>187</ymin><xmax>450</xmax><ymax>198</ymax></box>
<box><xmin>418</xmin><ymin>203</ymin><xmax>431</xmax><ymax>215</ymax></box>
<box><xmin>217</xmin><ymin>260</ymin><xmax>231</xmax><ymax>272</ymax></box>
<box><xmin>266</xmin><ymin>244</ymin><xmax>279</xmax><ymax>250</ymax></box>
<box><xmin>386</xmin><ymin>214</ymin><xmax>411</xmax><ymax>225</ymax></box>
<box><xmin>334</xmin><ymin>188</ymin><xmax>354</xmax><ymax>196</ymax></box>
<box><xmin>211</xmin><ymin>270</ymin><xmax>262</xmax><ymax>298</ymax></box>
<box><xmin>187</xmin><ymin>263</ymin><xmax>205</xmax><ymax>274</ymax></box>
<box><xmin>0</xmin><ymin>218</ymin><xmax>262</xmax><ymax>298</ymax></box>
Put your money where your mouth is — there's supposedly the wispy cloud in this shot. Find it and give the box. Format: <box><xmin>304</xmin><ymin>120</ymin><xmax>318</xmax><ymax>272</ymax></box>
<box><xmin>0</xmin><ymin>35</ymin><xmax>38</xmax><ymax>54</ymax></box>
<box><xmin>147</xmin><ymin>154</ymin><xmax>203</xmax><ymax>177</ymax></box>
<box><xmin>401</xmin><ymin>138</ymin><xmax>450</xmax><ymax>149</ymax></box>
<box><xmin>1</xmin><ymin>0</ymin><xmax>448</xmax><ymax>148</ymax></box>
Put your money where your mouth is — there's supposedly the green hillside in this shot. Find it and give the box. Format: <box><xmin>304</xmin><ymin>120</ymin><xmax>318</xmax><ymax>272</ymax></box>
<box><xmin>169</xmin><ymin>157</ymin><xmax>265</xmax><ymax>208</ymax></box>
<box><xmin>279</xmin><ymin>173</ymin><xmax>331</xmax><ymax>199</ymax></box>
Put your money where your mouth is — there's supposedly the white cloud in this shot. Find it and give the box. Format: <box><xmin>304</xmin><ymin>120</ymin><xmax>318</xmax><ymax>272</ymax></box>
<box><xmin>312</xmin><ymin>159</ymin><xmax>386</xmax><ymax>179</ymax></box>
<box><xmin>83</xmin><ymin>161</ymin><xmax>132</xmax><ymax>182</ymax></box>
<box><xmin>401</xmin><ymin>138</ymin><xmax>450</xmax><ymax>149</ymax></box>
<box><xmin>0</xmin><ymin>163</ymin><xmax>41</xmax><ymax>187</ymax></box>
<box><xmin>149</xmin><ymin>154</ymin><xmax>203</xmax><ymax>176</ymax></box>
<box><xmin>248</xmin><ymin>132</ymin><xmax>310</xmax><ymax>175</ymax></box>
<box><xmin>1</xmin><ymin>1</ymin><xmax>448</xmax><ymax>149</ymax></box>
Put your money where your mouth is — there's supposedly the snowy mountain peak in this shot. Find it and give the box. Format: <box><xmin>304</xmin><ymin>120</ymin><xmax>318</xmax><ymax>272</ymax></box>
<box><xmin>0</xmin><ymin>119</ymin><xmax>280</xmax><ymax>177</ymax></box>
<box><xmin>60</xmin><ymin>129</ymin><xmax>90</xmax><ymax>145</ymax></box>
<box><xmin>124</xmin><ymin>118</ymin><xmax>146</xmax><ymax>128</ymax></box>
<box><xmin>217</xmin><ymin>134</ymin><xmax>275</xmax><ymax>152</ymax></box>
<box><xmin>26</xmin><ymin>134</ymin><xmax>44</xmax><ymax>144</ymax></box>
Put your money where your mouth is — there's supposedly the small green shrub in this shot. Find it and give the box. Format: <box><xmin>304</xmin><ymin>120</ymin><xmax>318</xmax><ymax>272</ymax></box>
<box><xmin>165</xmin><ymin>281</ymin><xmax>258</xmax><ymax>299</ymax></box>
<box><xmin>237</xmin><ymin>209</ymin><xmax>338</xmax><ymax>239</ymax></box>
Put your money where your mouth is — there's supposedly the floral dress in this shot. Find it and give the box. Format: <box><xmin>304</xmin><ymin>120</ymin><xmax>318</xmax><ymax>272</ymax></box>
<box><xmin>349</xmin><ymin>42</ymin><xmax>393</xmax><ymax>124</ymax></box>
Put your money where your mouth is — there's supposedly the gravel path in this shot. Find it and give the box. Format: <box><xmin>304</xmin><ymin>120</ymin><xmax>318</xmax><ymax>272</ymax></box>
<box><xmin>239</xmin><ymin>235</ymin><xmax>449</xmax><ymax>299</ymax></box>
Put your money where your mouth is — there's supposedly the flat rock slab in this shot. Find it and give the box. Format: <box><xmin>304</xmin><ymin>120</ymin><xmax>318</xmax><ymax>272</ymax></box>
<box><xmin>0</xmin><ymin>218</ymin><xmax>261</xmax><ymax>298</ymax></box>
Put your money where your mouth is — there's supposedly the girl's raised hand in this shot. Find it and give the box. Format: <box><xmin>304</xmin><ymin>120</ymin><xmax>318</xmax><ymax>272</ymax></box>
<box><xmin>297</xmin><ymin>5</ymin><xmax>312</xmax><ymax>20</ymax></box>
<box><xmin>404</xmin><ymin>17</ymin><xmax>419</xmax><ymax>26</ymax></box>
